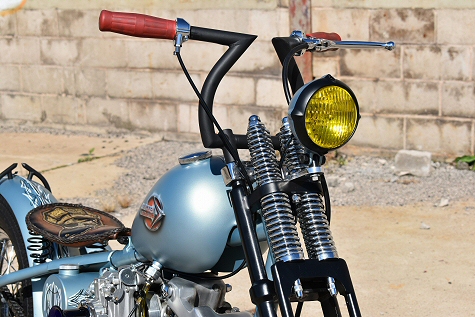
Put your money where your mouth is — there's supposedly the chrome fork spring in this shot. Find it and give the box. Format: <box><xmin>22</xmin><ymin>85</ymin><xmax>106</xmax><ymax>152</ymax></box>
<box><xmin>280</xmin><ymin>118</ymin><xmax>338</xmax><ymax>260</ymax></box>
<box><xmin>294</xmin><ymin>194</ymin><xmax>338</xmax><ymax>260</ymax></box>
<box><xmin>279</xmin><ymin>117</ymin><xmax>307</xmax><ymax>177</ymax></box>
<box><xmin>27</xmin><ymin>232</ymin><xmax>51</xmax><ymax>264</ymax></box>
<box><xmin>247</xmin><ymin>117</ymin><xmax>281</xmax><ymax>185</ymax></box>
<box><xmin>247</xmin><ymin>115</ymin><xmax>304</xmax><ymax>262</ymax></box>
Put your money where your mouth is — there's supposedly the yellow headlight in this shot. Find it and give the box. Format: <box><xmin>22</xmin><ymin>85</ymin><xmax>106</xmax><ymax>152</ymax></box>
<box><xmin>305</xmin><ymin>86</ymin><xmax>358</xmax><ymax>149</ymax></box>
<box><xmin>288</xmin><ymin>74</ymin><xmax>359</xmax><ymax>154</ymax></box>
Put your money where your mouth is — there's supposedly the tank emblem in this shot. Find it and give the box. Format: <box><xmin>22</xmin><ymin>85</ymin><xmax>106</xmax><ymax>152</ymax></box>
<box><xmin>140</xmin><ymin>195</ymin><xmax>165</xmax><ymax>231</ymax></box>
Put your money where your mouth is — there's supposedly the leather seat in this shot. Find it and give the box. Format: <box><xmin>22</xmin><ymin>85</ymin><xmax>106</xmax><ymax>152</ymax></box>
<box><xmin>26</xmin><ymin>203</ymin><xmax>130</xmax><ymax>247</ymax></box>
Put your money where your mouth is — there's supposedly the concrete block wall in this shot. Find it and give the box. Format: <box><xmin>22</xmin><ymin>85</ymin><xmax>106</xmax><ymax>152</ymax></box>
<box><xmin>0</xmin><ymin>0</ymin><xmax>474</xmax><ymax>158</ymax></box>
<box><xmin>0</xmin><ymin>0</ymin><xmax>290</xmax><ymax>142</ymax></box>
<box><xmin>312</xmin><ymin>1</ymin><xmax>475</xmax><ymax>157</ymax></box>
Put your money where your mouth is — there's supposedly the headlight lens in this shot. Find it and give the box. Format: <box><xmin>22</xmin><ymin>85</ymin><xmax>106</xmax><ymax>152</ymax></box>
<box><xmin>288</xmin><ymin>75</ymin><xmax>359</xmax><ymax>154</ymax></box>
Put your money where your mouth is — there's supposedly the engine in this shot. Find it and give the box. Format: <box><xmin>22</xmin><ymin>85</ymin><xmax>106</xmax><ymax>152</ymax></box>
<box><xmin>43</xmin><ymin>263</ymin><xmax>252</xmax><ymax>317</ymax></box>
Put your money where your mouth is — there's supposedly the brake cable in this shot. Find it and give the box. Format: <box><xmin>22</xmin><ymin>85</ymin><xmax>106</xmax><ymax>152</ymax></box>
<box><xmin>282</xmin><ymin>42</ymin><xmax>309</xmax><ymax>105</ymax></box>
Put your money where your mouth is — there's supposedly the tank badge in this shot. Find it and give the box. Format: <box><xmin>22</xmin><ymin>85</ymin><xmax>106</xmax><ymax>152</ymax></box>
<box><xmin>140</xmin><ymin>195</ymin><xmax>165</xmax><ymax>231</ymax></box>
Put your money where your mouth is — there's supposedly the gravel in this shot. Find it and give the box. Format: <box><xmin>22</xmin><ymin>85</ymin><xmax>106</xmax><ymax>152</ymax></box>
<box><xmin>3</xmin><ymin>123</ymin><xmax>474</xmax><ymax>215</ymax></box>
<box><xmin>73</xmin><ymin>138</ymin><xmax>475</xmax><ymax>217</ymax></box>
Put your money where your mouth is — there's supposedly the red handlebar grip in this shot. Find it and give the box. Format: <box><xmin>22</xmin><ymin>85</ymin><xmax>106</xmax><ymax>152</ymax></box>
<box><xmin>307</xmin><ymin>32</ymin><xmax>341</xmax><ymax>41</ymax></box>
<box><xmin>99</xmin><ymin>10</ymin><xmax>177</xmax><ymax>40</ymax></box>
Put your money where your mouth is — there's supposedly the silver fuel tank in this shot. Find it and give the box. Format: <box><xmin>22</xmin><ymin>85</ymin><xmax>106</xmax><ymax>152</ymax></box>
<box><xmin>131</xmin><ymin>152</ymin><xmax>238</xmax><ymax>274</ymax></box>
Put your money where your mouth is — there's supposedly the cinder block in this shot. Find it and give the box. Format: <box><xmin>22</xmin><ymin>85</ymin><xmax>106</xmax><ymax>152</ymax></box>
<box><xmin>0</xmin><ymin>65</ymin><xmax>21</xmax><ymax>91</ymax></box>
<box><xmin>0</xmin><ymin>38</ymin><xmax>41</xmax><ymax>65</ymax></box>
<box><xmin>166</xmin><ymin>41</ymin><xmax>227</xmax><ymax>72</ymax></box>
<box><xmin>42</xmin><ymin>95</ymin><xmax>85</xmax><ymax>124</ymax></box>
<box><xmin>177</xmin><ymin>103</ymin><xmax>197</xmax><ymax>134</ymax></box>
<box><xmin>126</xmin><ymin>39</ymin><xmax>180</xmax><ymax>70</ymax></box>
<box><xmin>232</xmin><ymin>41</ymin><xmax>281</xmax><ymax>74</ymax></box>
<box><xmin>28</xmin><ymin>0</ymin><xmax>279</xmax><ymax>10</ymax></box>
<box><xmin>40</xmin><ymin>39</ymin><xmax>80</xmax><ymax>66</ymax></box>
<box><xmin>438</xmin><ymin>10</ymin><xmax>475</xmax><ymax>45</ymax></box>
<box><xmin>227</xmin><ymin>106</ymin><xmax>283</xmax><ymax>135</ymax></box>
<box><xmin>212</xmin><ymin>104</ymin><xmax>230</xmax><ymax>132</ymax></box>
<box><xmin>21</xmin><ymin>66</ymin><xmax>64</xmax><ymax>94</ymax></box>
<box><xmin>403</xmin><ymin>45</ymin><xmax>470</xmax><ymax>81</ymax></box>
<box><xmin>374</xmin><ymin>80</ymin><xmax>438</xmax><ymax>115</ymax></box>
<box><xmin>124</xmin><ymin>39</ymin><xmax>227</xmax><ymax>72</ymax></box>
<box><xmin>191</xmin><ymin>10</ymin><xmax>251</xmax><ymax>34</ymax></box>
<box><xmin>128</xmin><ymin>101</ymin><xmax>177</xmax><ymax>132</ymax></box>
<box><xmin>75</xmin><ymin>68</ymin><xmax>106</xmax><ymax>97</ymax></box>
<box><xmin>176</xmin><ymin>102</ymin><xmax>228</xmax><ymax>134</ymax></box>
<box><xmin>344</xmin><ymin>79</ymin><xmax>439</xmax><ymax>115</ymax></box>
<box><xmin>248</xmin><ymin>8</ymin><xmax>289</xmax><ymax>40</ymax></box>
<box><xmin>177</xmin><ymin>103</ymin><xmax>209</xmax><ymax>134</ymax></box>
<box><xmin>312</xmin><ymin>57</ymin><xmax>339</xmax><ymax>78</ymax></box>
<box><xmin>395</xmin><ymin>150</ymin><xmax>432</xmax><ymax>177</ymax></box>
<box><xmin>1</xmin><ymin>94</ymin><xmax>43</xmax><ymax>121</ymax></box>
<box><xmin>350</xmin><ymin>115</ymin><xmax>404</xmax><ymax>149</ymax></box>
<box><xmin>106</xmin><ymin>69</ymin><xmax>153</xmax><ymax>99</ymax></box>
<box><xmin>0</xmin><ymin>14</ymin><xmax>16</xmax><ymax>36</ymax></box>
<box><xmin>256</xmin><ymin>77</ymin><xmax>286</xmax><ymax>108</ymax></box>
<box><xmin>441</xmin><ymin>82</ymin><xmax>475</xmax><ymax>118</ymax></box>
<box><xmin>311</xmin><ymin>8</ymin><xmax>370</xmax><ymax>39</ymax></box>
<box><xmin>62</xmin><ymin>67</ymin><xmax>76</xmax><ymax>96</ymax></box>
<box><xmin>215</xmin><ymin>75</ymin><xmax>255</xmax><ymax>105</ymax></box>
<box><xmin>152</xmin><ymin>71</ymin><xmax>200</xmax><ymax>102</ymax></box>
<box><xmin>77</xmin><ymin>38</ymin><xmax>127</xmax><ymax>68</ymax></box>
<box><xmin>85</xmin><ymin>97</ymin><xmax>129</xmax><ymax>126</ymax></box>
<box><xmin>58</xmin><ymin>10</ymin><xmax>102</xmax><ymax>38</ymax></box>
<box><xmin>340</xmin><ymin>47</ymin><xmax>401</xmax><ymax>78</ymax></box>
<box><xmin>16</xmin><ymin>9</ymin><xmax>58</xmax><ymax>37</ymax></box>
<box><xmin>370</xmin><ymin>9</ymin><xmax>435</xmax><ymax>43</ymax></box>
<box><xmin>406</xmin><ymin>118</ymin><xmax>472</xmax><ymax>156</ymax></box>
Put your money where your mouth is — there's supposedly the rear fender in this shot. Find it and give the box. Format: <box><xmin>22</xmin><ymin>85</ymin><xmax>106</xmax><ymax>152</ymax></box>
<box><xmin>0</xmin><ymin>165</ymin><xmax>58</xmax><ymax>267</ymax></box>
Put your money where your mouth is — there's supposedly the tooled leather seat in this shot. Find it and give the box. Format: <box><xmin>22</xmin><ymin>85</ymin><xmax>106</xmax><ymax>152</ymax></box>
<box><xmin>26</xmin><ymin>203</ymin><xmax>130</xmax><ymax>247</ymax></box>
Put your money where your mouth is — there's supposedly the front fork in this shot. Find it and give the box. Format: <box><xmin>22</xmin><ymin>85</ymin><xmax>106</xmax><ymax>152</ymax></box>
<box><xmin>221</xmin><ymin>120</ymin><xmax>362</xmax><ymax>317</ymax></box>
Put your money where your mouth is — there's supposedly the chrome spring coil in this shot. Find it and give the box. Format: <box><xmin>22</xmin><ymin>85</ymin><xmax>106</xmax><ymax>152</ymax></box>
<box><xmin>247</xmin><ymin>116</ymin><xmax>281</xmax><ymax>185</ymax></box>
<box><xmin>27</xmin><ymin>232</ymin><xmax>51</xmax><ymax>263</ymax></box>
<box><xmin>295</xmin><ymin>194</ymin><xmax>338</xmax><ymax>260</ymax></box>
<box><xmin>279</xmin><ymin>118</ymin><xmax>338</xmax><ymax>260</ymax></box>
<box><xmin>247</xmin><ymin>115</ymin><xmax>304</xmax><ymax>262</ymax></box>
<box><xmin>279</xmin><ymin>117</ymin><xmax>307</xmax><ymax>177</ymax></box>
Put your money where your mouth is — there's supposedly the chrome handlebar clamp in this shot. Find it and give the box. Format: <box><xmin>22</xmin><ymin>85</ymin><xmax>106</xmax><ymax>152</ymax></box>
<box><xmin>174</xmin><ymin>18</ymin><xmax>191</xmax><ymax>55</ymax></box>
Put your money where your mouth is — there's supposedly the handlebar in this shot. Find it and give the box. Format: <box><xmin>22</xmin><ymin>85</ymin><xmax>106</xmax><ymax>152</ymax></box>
<box><xmin>98</xmin><ymin>10</ymin><xmax>394</xmax><ymax>151</ymax></box>
<box><xmin>99</xmin><ymin>10</ymin><xmax>259</xmax><ymax>149</ymax></box>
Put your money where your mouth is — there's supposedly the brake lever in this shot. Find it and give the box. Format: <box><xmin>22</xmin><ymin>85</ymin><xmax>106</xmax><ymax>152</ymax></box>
<box><xmin>290</xmin><ymin>30</ymin><xmax>395</xmax><ymax>53</ymax></box>
<box><xmin>311</xmin><ymin>39</ymin><xmax>396</xmax><ymax>52</ymax></box>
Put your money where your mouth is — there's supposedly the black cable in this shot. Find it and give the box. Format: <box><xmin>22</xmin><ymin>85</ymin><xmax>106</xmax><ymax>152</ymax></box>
<box><xmin>282</xmin><ymin>43</ymin><xmax>309</xmax><ymax>105</ymax></box>
<box><xmin>128</xmin><ymin>303</ymin><xmax>138</xmax><ymax>317</ymax></box>
<box><xmin>295</xmin><ymin>301</ymin><xmax>304</xmax><ymax>317</ymax></box>
<box><xmin>163</xmin><ymin>259</ymin><xmax>247</xmax><ymax>280</ymax></box>
<box><xmin>176</xmin><ymin>52</ymin><xmax>253</xmax><ymax>188</ymax></box>
<box><xmin>320</xmin><ymin>173</ymin><xmax>332</xmax><ymax>224</ymax></box>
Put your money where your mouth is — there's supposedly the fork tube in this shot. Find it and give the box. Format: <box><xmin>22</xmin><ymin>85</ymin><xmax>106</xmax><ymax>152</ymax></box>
<box><xmin>222</xmin><ymin>132</ymin><xmax>276</xmax><ymax>317</ymax></box>
<box><xmin>228</xmin><ymin>184</ymin><xmax>277</xmax><ymax>317</ymax></box>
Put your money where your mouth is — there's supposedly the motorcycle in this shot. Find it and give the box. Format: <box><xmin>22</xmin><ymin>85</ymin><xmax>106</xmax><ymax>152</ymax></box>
<box><xmin>0</xmin><ymin>10</ymin><xmax>394</xmax><ymax>317</ymax></box>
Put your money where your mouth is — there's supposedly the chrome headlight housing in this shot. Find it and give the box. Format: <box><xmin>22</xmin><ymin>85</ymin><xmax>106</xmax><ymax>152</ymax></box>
<box><xmin>288</xmin><ymin>74</ymin><xmax>360</xmax><ymax>155</ymax></box>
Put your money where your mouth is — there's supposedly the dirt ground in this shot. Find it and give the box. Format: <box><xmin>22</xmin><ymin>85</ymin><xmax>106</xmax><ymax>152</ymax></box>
<box><xmin>224</xmin><ymin>200</ymin><xmax>475</xmax><ymax>317</ymax></box>
<box><xmin>1</xmin><ymin>130</ymin><xmax>474</xmax><ymax>316</ymax></box>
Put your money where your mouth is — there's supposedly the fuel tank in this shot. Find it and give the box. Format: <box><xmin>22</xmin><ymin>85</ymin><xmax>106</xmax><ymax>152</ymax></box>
<box><xmin>131</xmin><ymin>152</ymin><xmax>238</xmax><ymax>274</ymax></box>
